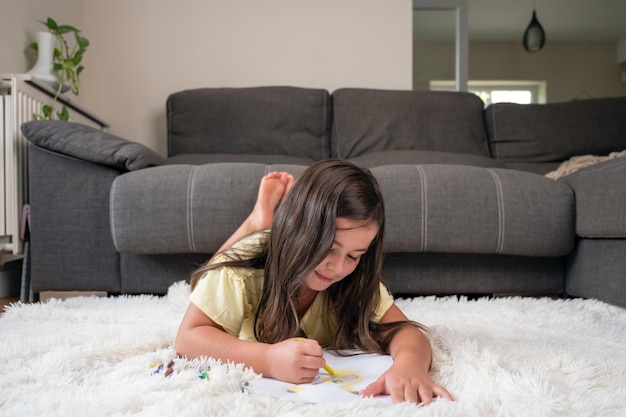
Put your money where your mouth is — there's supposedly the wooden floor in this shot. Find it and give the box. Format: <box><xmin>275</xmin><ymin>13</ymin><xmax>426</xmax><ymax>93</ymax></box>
<box><xmin>1</xmin><ymin>291</ymin><xmax>108</xmax><ymax>313</ymax></box>
<box><xmin>1</xmin><ymin>296</ymin><xmax>20</xmax><ymax>312</ymax></box>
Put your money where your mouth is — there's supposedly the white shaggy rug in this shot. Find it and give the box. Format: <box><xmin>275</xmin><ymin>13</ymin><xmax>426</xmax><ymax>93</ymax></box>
<box><xmin>1</xmin><ymin>281</ymin><xmax>625</xmax><ymax>417</ymax></box>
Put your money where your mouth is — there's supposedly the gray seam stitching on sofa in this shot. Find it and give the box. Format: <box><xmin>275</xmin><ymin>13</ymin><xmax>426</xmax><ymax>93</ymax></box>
<box><xmin>187</xmin><ymin>167</ymin><xmax>197</xmax><ymax>253</ymax></box>
<box><xmin>491</xmin><ymin>108</ymin><xmax>499</xmax><ymax>159</ymax></box>
<box><xmin>109</xmin><ymin>179</ymin><xmax>120</xmax><ymax>251</ymax></box>
<box><xmin>415</xmin><ymin>165</ymin><xmax>427</xmax><ymax>251</ymax></box>
<box><xmin>487</xmin><ymin>169</ymin><xmax>505</xmax><ymax>253</ymax></box>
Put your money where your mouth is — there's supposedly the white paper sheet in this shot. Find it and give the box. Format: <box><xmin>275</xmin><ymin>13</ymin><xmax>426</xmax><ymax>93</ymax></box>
<box><xmin>248</xmin><ymin>350</ymin><xmax>393</xmax><ymax>404</ymax></box>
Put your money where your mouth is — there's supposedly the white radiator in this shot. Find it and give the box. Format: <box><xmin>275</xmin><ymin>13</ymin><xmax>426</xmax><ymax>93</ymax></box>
<box><xmin>0</xmin><ymin>75</ymin><xmax>107</xmax><ymax>264</ymax></box>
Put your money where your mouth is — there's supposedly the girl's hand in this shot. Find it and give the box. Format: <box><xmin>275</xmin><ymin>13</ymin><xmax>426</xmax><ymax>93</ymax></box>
<box><xmin>359</xmin><ymin>362</ymin><xmax>454</xmax><ymax>404</ymax></box>
<box><xmin>265</xmin><ymin>337</ymin><xmax>325</xmax><ymax>384</ymax></box>
<box><xmin>368</xmin><ymin>303</ymin><xmax>454</xmax><ymax>404</ymax></box>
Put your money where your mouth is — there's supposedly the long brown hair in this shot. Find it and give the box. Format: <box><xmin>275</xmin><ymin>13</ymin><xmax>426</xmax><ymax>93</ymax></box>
<box><xmin>190</xmin><ymin>159</ymin><xmax>423</xmax><ymax>353</ymax></box>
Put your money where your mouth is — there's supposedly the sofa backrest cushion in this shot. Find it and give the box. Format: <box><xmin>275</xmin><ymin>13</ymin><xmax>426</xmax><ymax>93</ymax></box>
<box><xmin>167</xmin><ymin>86</ymin><xmax>331</xmax><ymax>160</ymax></box>
<box><xmin>331</xmin><ymin>89</ymin><xmax>490</xmax><ymax>158</ymax></box>
<box><xmin>485</xmin><ymin>96</ymin><xmax>626</xmax><ymax>163</ymax></box>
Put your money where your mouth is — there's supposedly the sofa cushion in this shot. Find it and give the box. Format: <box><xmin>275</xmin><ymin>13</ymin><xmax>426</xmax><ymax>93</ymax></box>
<box><xmin>110</xmin><ymin>163</ymin><xmax>308</xmax><ymax>254</ymax></box>
<box><xmin>167</xmin><ymin>86</ymin><xmax>331</xmax><ymax>160</ymax></box>
<box><xmin>485</xmin><ymin>96</ymin><xmax>626</xmax><ymax>163</ymax></box>
<box><xmin>331</xmin><ymin>89</ymin><xmax>490</xmax><ymax>159</ymax></box>
<box><xmin>496</xmin><ymin>160</ymin><xmax>563</xmax><ymax>176</ymax></box>
<box><xmin>21</xmin><ymin>120</ymin><xmax>164</xmax><ymax>171</ymax></box>
<box><xmin>559</xmin><ymin>157</ymin><xmax>626</xmax><ymax>238</ymax></box>
<box><xmin>164</xmin><ymin>153</ymin><xmax>316</xmax><ymax>166</ymax></box>
<box><xmin>372</xmin><ymin>164</ymin><xmax>575</xmax><ymax>257</ymax></box>
<box><xmin>112</xmin><ymin>162</ymin><xmax>575</xmax><ymax>258</ymax></box>
<box><xmin>349</xmin><ymin>150</ymin><xmax>504</xmax><ymax>169</ymax></box>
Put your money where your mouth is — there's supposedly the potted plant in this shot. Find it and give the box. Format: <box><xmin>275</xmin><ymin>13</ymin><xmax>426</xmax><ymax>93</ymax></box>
<box><xmin>27</xmin><ymin>17</ymin><xmax>89</xmax><ymax>120</ymax></box>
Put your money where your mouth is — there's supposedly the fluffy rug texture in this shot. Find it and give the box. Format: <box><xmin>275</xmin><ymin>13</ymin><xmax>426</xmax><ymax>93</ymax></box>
<box><xmin>1</xmin><ymin>281</ymin><xmax>625</xmax><ymax>417</ymax></box>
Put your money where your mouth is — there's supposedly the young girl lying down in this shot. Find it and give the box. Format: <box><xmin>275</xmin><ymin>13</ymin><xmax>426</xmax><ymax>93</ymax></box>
<box><xmin>175</xmin><ymin>159</ymin><xmax>453</xmax><ymax>404</ymax></box>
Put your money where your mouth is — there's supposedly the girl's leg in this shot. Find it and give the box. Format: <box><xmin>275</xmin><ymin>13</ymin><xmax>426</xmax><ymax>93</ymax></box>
<box><xmin>214</xmin><ymin>171</ymin><xmax>294</xmax><ymax>254</ymax></box>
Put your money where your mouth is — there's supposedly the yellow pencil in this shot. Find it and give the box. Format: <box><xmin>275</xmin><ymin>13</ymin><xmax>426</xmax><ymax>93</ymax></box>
<box><xmin>323</xmin><ymin>363</ymin><xmax>336</xmax><ymax>376</ymax></box>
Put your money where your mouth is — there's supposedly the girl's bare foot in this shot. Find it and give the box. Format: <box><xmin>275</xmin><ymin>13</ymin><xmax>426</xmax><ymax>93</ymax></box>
<box><xmin>251</xmin><ymin>171</ymin><xmax>295</xmax><ymax>230</ymax></box>
<box><xmin>213</xmin><ymin>171</ymin><xmax>295</xmax><ymax>255</ymax></box>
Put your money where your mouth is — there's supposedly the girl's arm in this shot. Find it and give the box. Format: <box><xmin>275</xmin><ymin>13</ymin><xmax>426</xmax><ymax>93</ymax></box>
<box><xmin>175</xmin><ymin>303</ymin><xmax>325</xmax><ymax>383</ymax></box>
<box><xmin>359</xmin><ymin>303</ymin><xmax>454</xmax><ymax>404</ymax></box>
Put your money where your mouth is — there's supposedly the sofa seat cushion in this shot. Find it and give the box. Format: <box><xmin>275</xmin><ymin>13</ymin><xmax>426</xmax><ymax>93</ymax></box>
<box><xmin>497</xmin><ymin>160</ymin><xmax>562</xmax><ymax>176</ymax></box>
<box><xmin>110</xmin><ymin>163</ymin><xmax>308</xmax><ymax>254</ymax></box>
<box><xmin>112</xmin><ymin>162</ymin><xmax>575</xmax><ymax>259</ymax></box>
<box><xmin>349</xmin><ymin>150</ymin><xmax>504</xmax><ymax>169</ymax></box>
<box><xmin>372</xmin><ymin>164</ymin><xmax>575</xmax><ymax>257</ymax></box>
<box><xmin>165</xmin><ymin>153</ymin><xmax>317</xmax><ymax>166</ymax></box>
<box><xmin>331</xmin><ymin>89</ymin><xmax>490</xmax><ymax>159</ymax></box>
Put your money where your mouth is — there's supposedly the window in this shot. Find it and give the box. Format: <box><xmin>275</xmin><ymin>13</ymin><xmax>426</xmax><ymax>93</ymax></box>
<box><xmin>430</xmin><ymin>80</ymin><xmax>547</xmax><ymax>106</ymax></box>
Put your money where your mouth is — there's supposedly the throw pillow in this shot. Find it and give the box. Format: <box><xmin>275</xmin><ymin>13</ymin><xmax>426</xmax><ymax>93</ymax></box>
<box><xmin>21</xmin><ymin>120</ymin><xmax>164</xmax><ymax>171</ymax></box>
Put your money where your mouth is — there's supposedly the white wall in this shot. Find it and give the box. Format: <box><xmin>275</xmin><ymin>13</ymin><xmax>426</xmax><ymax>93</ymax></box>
<box><xmin>4</xmin><ymin>1</ymin><xmax>625</xmax><ymax>156</ymax></box>
<box><xmin>82</xmin><ymin>0</ymin><xmax>413</xmax><ymax>156</ymax></box>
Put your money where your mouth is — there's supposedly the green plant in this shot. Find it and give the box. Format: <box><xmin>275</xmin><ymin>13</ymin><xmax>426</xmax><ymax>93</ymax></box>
<box><xmin>28</xmin><ymin>17</ymin><xmax>89</xmax><ymax>120</ymax></box>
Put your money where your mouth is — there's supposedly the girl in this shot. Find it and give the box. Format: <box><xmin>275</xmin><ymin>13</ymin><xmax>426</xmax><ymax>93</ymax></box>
<box><xmin>175</xmin><ymin>159</ymin><xmax>453</xmax><ymax>404</ymax></box>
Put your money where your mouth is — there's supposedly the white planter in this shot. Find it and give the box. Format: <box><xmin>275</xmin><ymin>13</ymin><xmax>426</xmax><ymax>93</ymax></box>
<box><xmin>27</xmin><ymin>31</ymin><xmax>68</xmax><ymax>93</ymax></box>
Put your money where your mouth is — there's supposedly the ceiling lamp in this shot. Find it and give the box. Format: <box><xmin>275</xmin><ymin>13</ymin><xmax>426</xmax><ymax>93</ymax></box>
<box><xmin>523</xmin><ymin>2</ymin><xmax>546</xmax><ymax>52</ymax></box>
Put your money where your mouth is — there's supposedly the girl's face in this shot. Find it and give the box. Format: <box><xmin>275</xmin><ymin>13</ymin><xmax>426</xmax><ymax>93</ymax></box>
<box><xmin>303</xmin><ymin>217</ymin><xmax>379</xmax><ymax>292</ymax></box>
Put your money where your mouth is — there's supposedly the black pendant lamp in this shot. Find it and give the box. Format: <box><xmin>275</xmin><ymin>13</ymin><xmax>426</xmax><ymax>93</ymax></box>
<box><xmin>523</xmin><ymin>3</ymin><xmax>546</xmax><ymax>52</ymax></box>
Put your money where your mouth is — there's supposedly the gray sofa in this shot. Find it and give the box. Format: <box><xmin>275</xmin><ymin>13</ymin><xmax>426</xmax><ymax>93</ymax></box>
<box><xmin>21</xmin><ymin>87</ymin><xmax>626</xmax><ymax>307</ymax></box>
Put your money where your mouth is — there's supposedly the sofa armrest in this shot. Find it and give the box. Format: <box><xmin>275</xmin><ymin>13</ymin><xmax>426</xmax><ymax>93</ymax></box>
<box><xmin>28</xmin><ymin>145</ymin><xmax>122</xmax><ymax>292</ymax></box>
<box><xmin>560</xmin><ymin>157</ymin><xmax>626</xmax><ymax>238</ymax></box>
<box><xmin>21</xmin><ymin>120</ymin><xmax>164</xmax><ymax>171</ymax></box>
